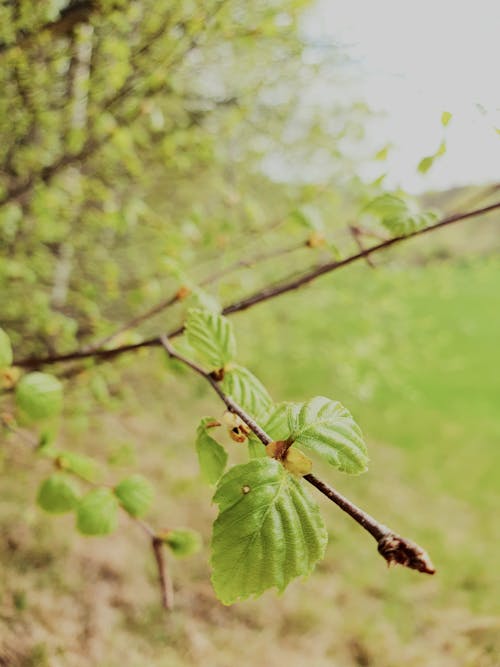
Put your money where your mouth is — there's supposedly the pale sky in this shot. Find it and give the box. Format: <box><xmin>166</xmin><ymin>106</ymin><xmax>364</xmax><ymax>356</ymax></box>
<box><xmin>303</xmin><ymin>0</ymin><xmax>500</xmax><ymax>192</ymax></box>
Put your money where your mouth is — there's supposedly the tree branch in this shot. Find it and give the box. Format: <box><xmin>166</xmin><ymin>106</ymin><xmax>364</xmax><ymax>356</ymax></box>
<box><xmin>15</xmin><ymin>199</ymin><xmax>500</xmax><ymax>369</ymax></box>
<box><xmin>158</xmin><ymin>336</ymin><xmax>435</xmax><ymax>575</ymax></box>
<box><xmin>151</xmin><ymin>536</ymin><xmax>174</xmax><ymax>611</ymax></box>
<box><xmin>0</xmin><ymin>1</ymin><xmax>95</xmax><ymax>56</ymax></box>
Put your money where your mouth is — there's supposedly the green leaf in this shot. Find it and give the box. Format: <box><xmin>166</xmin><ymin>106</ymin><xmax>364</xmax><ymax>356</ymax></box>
<box><xmin>185</xmin><ymin>308</ymin><xmax>236</xmax><ymax>370</ymax></box>
<box><xmin>114</xmin><ymin>474</ymin><xmax>154</xmax><ymax>517</ymax></box>
<box><xmin>37</xmin><ymin>474</ymin><xmax>80</xmax><ymax>514</ymax></box>
<box><xmin>222</xmin><ymin>365</ymin><xmax>272</xmax><ymax>419</ymax></box>
<box><xmin>365</xmin><ymin>194</ymin><xmax>438</xmax><ymax>236</ymax></box>
<box><xmin>290</xmin><ymin>205</ymin><xmax>324</xmax><ymax>232</ymax></box>
<box><xmin>418</xmin><ymin>141</ymin><xmax>446</xmax><ymax>174</ymax></box>
<box><xmin>163</xmin><ymin>528</ymin><xmax>202</xmax><ymax>557</ymax></box>
<box><xmin>57</xmin><ymin>451</ymin><xmax>102</xmax><ymax>483</ymax></box>
<box><xmin>286</xmin><ymin>396</ymin><xmax>368</xmax><ymax>474</ymax></box>
<box><xmin>0</xmin><ymin>328</ymin><xmax>13</xmax><ymax>368</ymax></box>
<box><xmin>15</xmin><ymin>372</ymin><xmax>63</xmax><ymax>421</ymax></box>
<box><xmin>211</xmin><ymin>458</ymin><xmax>327</xmax><ymax>605</ymax></box>
<box><xmin>247</xmin><ymin>436</ymin><xmax>267</xmax><ymax>459</ymax></box>
<box><xmin>262</xmin><ymin>402</ymin><xmax>290</xmax><ymax>441</ymax></box>
<box><xmin>76</xmin><ymin>488</ymin><xmax>119</xmax><ymax>536</ymax></box>
<box><xmin>190</xmin><ymin>287</ymin><xmax>220</xmax><ymax>314</ymax></box>
<box><xmin>436</xmin><ymin>140</ymin><xmax>447</xmax><ymax>157</ymax></box>
<box><xmin>418</xmin><ymin>156</ymin><xmax>435</xmax><ymax>174</ymax></box>
<box><xmin>441</xmin><ymin>111</ymin><xmax>452</xmax><ymax>127</ymax></box>
<box><xmin>196</xmin><ymin>418</ymin><xmax>228</xmax><ymax>484</ymax></box>
<box><xmin>374</xmin><ymin>145</ymin><xmax>390</xmax><ymax>161</ymax></box>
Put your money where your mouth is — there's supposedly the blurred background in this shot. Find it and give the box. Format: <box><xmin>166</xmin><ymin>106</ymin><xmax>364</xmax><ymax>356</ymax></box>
<box><xmin>0</xmin><ymin>1</ymin><xmax>499</xmax><ymax>665</ymax></box>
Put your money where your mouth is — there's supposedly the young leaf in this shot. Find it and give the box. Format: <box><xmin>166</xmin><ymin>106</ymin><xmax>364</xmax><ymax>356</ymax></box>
<box><xmin>37</xmin><ymin>474</ymin><xmax>80</xmax><ymax>514</ymax></box>
<box><xmin>114</xmin><ymin>474</ymin><xmax>154</xmax><ymax>517</ymax></box>
<box><xmin>374</xmin><ymin>145</ymin><xmax>390</xmax><ymax>161</ymax></box>
<box><xmin>417</xmin><ymin>155</ymin><xmax>435</xmax><ymax>174</ymax></box>
<box><xmin>76</xmin><ymin>488</ymin><xmax>119</xmax><ymax>536</ymax></box>
<box><xmin>289</xmin><ymin>205</ymin><xmax>324</xmax><ymax>232</ymax></box>
<box><xmin>57</xmin><ymin>451</ymin><xmax>102</xmax><ymax>483</ymax></box>
<box><xmin>189</xmin><ymin>287</ymin><xmax>220</xmax><ymax>314</ymax></box>
<box><xmin>15</xmin><ymin>372</ymin><xmax>63</xmax><ymax>421</ymax></box>
<box><xmin>282</xmin><ymin>446</ymin><xmax>313</xmax><ymax>477</ymax></box>
<box><xmin>163</xmin><ymin>528</ymin><xmax>202</xmax><ymax>557</ymax></box>
<box><xmin>365</xmin><ymin>194</ymin><xmax>438</xmax><ymax>236</ymax></box>
<box><xmin>0</xmin><ymin>328</ymin><xmax>13</xmax><ymax>368</ymax></box>
<box><xmin>441</xmin><ymin>111</ymin><xmax>452</xmax><ymax>127</ymax></box>
<box><xmin>196</xmin><ymin>418</ymin><xmax>227</xmax><ymax>484</ymax></box>
<box><xmin>287</xmin><ymin>396</ymin><xmax>368</xmax><ymax>474</ymax></box>
<box><xmin>185</xmin><ymin>308</ymin><xmax>236</xmax><ymax>370</ymax></box>
<box><xmin>211</xmin><ymin>458</ymin><xmax>327</xmax><ymax>605</ymax></box>
<box><xmin>222</xmin><ymin>364</ymin><xmax>273</xmax><ymax>419</ymax></box>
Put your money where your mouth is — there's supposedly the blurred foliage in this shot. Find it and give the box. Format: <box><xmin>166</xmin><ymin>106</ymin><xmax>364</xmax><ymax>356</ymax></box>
<box><xmin>0</xmin><ymin>0</ymin><xmax>368</xmax><ymax>358</ymax></box>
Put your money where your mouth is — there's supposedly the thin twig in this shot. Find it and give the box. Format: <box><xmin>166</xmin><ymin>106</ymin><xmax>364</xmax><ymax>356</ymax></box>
<box><xmin>15</xmin><ymin>199</ymin><xmax>500</xmax><ymax>370</ymax></box>
<box><xmin>158</xmin><ymin>335</ymin><xmax>435</xmax><ymax>575</ymax></box>
<box><xmin>349</xmin><ymin>225</ymin><xmax>375</xmax><ymax>268</ymax></box>
<box><xmin>1</xmin><ymin>418</ymin><xmax>176</xmax><ymax>611</ymax></box>
<box><xmin>152</xmin><ymin>536</ymin><xmax>174</xmax><ymax>611</ymax></box>
<box><xmin>84</xmin><ymin>242</ymin><xmax>305</xmax><ymax>352</ymax></box>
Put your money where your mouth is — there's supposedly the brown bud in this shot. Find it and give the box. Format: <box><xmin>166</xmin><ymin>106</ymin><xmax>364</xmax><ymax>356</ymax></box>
<box><xmin>378</xmin><ymin>533</ymin><xmax>436</xmax><ymax>575</ymax></box>
<box><xmin>306</xmin><ymin>232</ymin><xmax>326</xmax><ymax>248</ymax></box>
<box><xmin>175</xmin><ymin>285</ymin><xmax>191</xmax><ymax>301</ymax></box>
<box><xmin>209</xmin><ymin>368</ymin><xmax>225</xmax><ymax>382</ymax></box>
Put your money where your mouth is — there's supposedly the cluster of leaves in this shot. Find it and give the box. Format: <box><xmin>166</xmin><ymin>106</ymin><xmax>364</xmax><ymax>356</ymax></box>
<box><xmin>0</xmin><ymin>0</ymin><xmax>367</xmax><ymax>362</ymax></box>
<box><xmin>0</xmin><ymin>326</ymin><xmax>200</xmax><ymax>558</ymax></box>
<box><xmin>364</xmin><ymin>194</ymin><xmax>438</xmax><ymax>236</ymax></box>
<box><xmin>2</xmin><ymin>307</ymin><xmax>370</xmax><ymax>605</ymax></box>
<box><xmin>183</xmin><ymin>309</ymin><xmax>368</xmax><ymax>604</ymax></box>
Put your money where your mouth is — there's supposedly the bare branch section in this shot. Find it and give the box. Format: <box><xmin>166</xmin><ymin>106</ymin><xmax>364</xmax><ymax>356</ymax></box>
<box><xmin>158</xmin><ymin>336</ymin><xmax>435</xmax><ymax>575</ymax></box>
<box><xmin>15</xmin><ymin>200</ymin><xmax>500</xmax><ymax>370</ymax></box>
<box><xmin>152</xmin><ymin>537</ymin><xmax>174</xmax><ymax>611</ymax></box>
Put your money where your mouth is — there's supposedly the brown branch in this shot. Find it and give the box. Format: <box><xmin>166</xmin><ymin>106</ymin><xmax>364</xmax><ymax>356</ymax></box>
<box><xmin>349</xmin><ymin>225</ymin><xmax>376</xmax><ymax>268</ymax></box>
<box><xmin>0</xmin><ymin>3</ymin><xmax>225</xmax><ymax>209</ymax></box>
<box><xmin>222</xmin><ymin>199</ymin><xmax>500</xmax><ymax>316</ymax></box>
<box><xmin>152</xmin><ymin>537</ymin><xmax>174</xmax><ymax>611</ymax></box>
<box><xmin>15</xmin><ymin>199</ymin><xmax>500</xmax><ymax>369</ymax></box>
<box><xmin>85</xmin><ymin>240</ymin><xmax>305</xmax><ymax>351</ymax></box>
<box><xmin>0</xmin><ymin>1</ymin><xmax>95</xmax><ymax>56</ymax></box>
<box><xmin>158</xmin><ymin>336</ymin><xmax>435</xmax><ymax>575</ymax></box>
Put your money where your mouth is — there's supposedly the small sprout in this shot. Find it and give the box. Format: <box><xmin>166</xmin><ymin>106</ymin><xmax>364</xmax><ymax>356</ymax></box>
<box><xmin>267</xmin><ymin>441</ymin><xmax>312</xmax><ymax>476</ymax></box>
<box><xmin>1</xmin><ymin>366</ymin><xmax>20</xmax><ymax>389</ymax></box>
<box><xmin>222</xmin><ymin>411</ymin><xmax>250</xmax><ymax>443</ymax></box>
<box><xmin>209</xmin><ymin>368</ymin><xmax>225</xmax><ymax>382</ymax></box>
<box><xmin>266</xmin><ymin>440</ymin><xmax>290</xmax><ymax>460</ymax></box>
<box><xmin>283</xmin><ymin>447</ymin><xmax>313</xmax><ymax>477</ymax></box>
<box><xmin>175</xmin><ymin>285</ymin><xmax>191</xmax><ymax>300</ymax></box>
<box><xmin>306</xmin><ymin>231</ymin><xmax>326</xmax><ymax>248</ymax></box>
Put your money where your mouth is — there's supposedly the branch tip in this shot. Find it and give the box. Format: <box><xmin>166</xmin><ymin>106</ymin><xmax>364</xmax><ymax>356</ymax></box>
<box><xmin>377</xmin><ymin>533</ymin><xmax>435</xmax><ymax>575</ymax></box>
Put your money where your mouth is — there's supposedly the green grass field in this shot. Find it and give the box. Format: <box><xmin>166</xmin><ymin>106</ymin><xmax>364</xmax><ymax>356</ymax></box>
<box><xmin>1</xmin><ymin>243</ymin><xmax>499</xmax><ymax>666</ymax></box>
